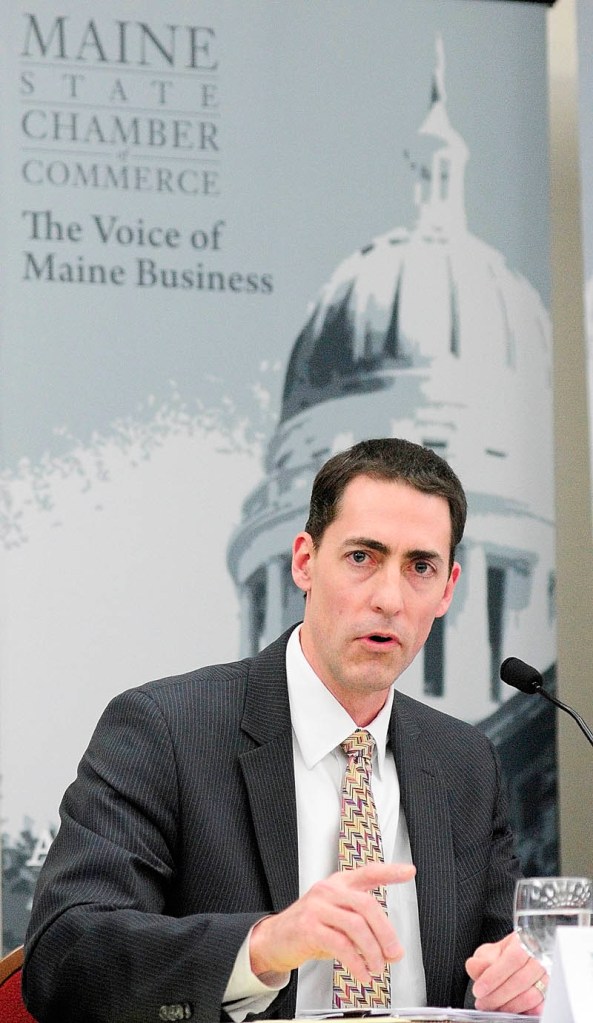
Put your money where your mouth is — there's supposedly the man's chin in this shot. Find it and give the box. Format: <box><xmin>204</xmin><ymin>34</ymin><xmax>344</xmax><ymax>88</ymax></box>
<box><xmin>342</xmin><ymin>670</ymin><xmax>403</xmax><ymax>694</ymax></box>
<box><xmin>354</xmin><ymin>648</ymin><xmax>412</xmax><ymax>684</ymax></box>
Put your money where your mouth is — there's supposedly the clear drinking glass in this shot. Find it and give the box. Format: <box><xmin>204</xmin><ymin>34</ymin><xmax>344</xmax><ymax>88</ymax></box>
<box><xmin>514</xmin><ymin>876</ymin><xmax>593</xmax><ymax>971</ymax></box>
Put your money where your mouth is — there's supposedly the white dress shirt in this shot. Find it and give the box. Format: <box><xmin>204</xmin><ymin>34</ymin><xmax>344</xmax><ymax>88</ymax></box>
<box><xmin>224</xmin><ymin>625</ymin><xmax>426</xmax><ymax>1017</ymax></box>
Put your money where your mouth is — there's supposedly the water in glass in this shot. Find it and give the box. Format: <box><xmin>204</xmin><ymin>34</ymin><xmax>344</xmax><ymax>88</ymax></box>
<box><xmin>514</xmin><ymin>877</ymin><xmax>593</xmax><ymax>972</ymax></box>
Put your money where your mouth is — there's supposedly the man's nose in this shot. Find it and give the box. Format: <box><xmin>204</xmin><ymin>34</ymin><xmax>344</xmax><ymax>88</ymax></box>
<box><xmin>370</xmin><ymin>565</ymin><xmax>404</xmax><ymax>615</ymax></box>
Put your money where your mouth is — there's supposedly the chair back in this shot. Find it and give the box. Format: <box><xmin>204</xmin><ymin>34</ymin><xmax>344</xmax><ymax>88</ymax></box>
<box><xmin>0</xmin><ymin>946</ymin><xmax>37</xmax><ymax>1022</ymax></box>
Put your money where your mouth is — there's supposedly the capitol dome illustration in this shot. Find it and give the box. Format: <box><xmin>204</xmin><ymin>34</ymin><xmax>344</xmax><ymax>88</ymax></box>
<box><xmin>227</xmin><ymin>40</ymin><xmax>555</xmax><ymax>736</ymax></box>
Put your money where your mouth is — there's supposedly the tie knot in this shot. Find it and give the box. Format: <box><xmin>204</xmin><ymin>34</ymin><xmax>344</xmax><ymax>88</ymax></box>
<box><xmin>341</xmin><ymin>729</ymin><xmax>375</xmax><ymax>762</ymax></box>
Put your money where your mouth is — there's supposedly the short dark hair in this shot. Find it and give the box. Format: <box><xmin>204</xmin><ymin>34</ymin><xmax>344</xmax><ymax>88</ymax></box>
<box><xmin>305</xmin><ymin>438</ymin><xmax>467</xmax><ymax>568</ymax></box>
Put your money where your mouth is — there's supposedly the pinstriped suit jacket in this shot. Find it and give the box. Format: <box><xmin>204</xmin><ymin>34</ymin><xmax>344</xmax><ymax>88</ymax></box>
<box><xmin>23</xmin><ymin>628</ymin><xmax>520</xmax><ymax>1023</ymax></box>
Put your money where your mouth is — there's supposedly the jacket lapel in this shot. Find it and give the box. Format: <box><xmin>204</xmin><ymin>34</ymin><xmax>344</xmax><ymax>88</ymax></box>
<box><xmin>238</xmin><ymin>630</ymin><xmax>300</xmax><ymax>914</ymax></box>
<box><xmin>390</xmin><ymin>692</ymin><xmax>457</xmax><ymax>1007</ymax></box>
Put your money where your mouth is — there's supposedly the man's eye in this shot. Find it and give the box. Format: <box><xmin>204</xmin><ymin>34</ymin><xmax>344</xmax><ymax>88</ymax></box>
<box><xmin>414</xmin><ymin>561</ymin><xmax>431</xmax><ymax>575</ymax></box>
<box><xmin>350</xmin><ymin>551</ymin><xmax>368</xmax><ymax>564</ymax></box>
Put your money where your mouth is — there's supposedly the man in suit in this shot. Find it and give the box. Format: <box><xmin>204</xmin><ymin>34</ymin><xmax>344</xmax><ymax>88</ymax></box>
<box><xmin>23</xmin><ymin>438</ymin><xmax>547</xmax><ymax>1021</ymax></box>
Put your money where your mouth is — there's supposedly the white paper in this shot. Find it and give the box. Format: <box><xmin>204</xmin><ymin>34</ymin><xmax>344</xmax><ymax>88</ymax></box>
<box><xmin>542</xmin><ymin>926</ymin><xmax>593</xmax><ymax>1023</ymax></box>
<box><xmin>296</xmin><ymin>1010</ymin><xmax>526</xmax><ymax>1022</ymax></box>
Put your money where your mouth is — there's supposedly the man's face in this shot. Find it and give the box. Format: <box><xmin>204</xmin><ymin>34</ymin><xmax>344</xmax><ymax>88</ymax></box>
<box><xmin>292</xmin><ymin>475</ymin><xmax>460</xmax><ymax>719</ymax></box>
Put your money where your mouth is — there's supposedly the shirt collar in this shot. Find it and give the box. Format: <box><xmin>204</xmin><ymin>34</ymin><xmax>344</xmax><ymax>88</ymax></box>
<box><xmin>286</xmin><ymin>625</ymin><xmax>395</xmax><ymax>779</ymax></box>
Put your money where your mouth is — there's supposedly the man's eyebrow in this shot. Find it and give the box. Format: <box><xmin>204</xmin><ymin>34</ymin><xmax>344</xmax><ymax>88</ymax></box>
<box><xmin>342</xmin><ymin>536</ymin><xmax>390</xmax><ymax>555</ymax></box>
<box><xmin>407</xmin><ymin>548</ymin><xmax>445</xmax><ymax>564</ymax></box>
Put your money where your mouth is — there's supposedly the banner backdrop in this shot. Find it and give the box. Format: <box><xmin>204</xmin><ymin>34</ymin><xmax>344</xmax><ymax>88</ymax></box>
<box><xmin>0</xmin><ymin>0</ymin><xmax>555</xmax><ymax>950</ymax></box>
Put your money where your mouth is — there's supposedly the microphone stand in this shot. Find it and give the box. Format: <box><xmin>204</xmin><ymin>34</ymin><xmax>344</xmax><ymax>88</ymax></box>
<box><xmin>533</xmin><ymin>686</ymin><xmax>593</xmax><ymax>748</ymax></box>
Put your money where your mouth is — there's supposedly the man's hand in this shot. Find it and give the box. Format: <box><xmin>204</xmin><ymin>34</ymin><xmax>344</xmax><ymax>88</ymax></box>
<box><xmin>249</xmin><ymin>862</ymin><xmax>415</xmax><ymax>985</ymax></box>
<box><xmin>466</xmin><ymin>931</ymin><xmax>548</xmax><ymax>1016</ymax></box>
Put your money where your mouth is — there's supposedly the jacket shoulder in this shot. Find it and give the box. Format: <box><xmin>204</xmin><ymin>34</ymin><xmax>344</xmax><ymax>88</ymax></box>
<box><xmin>393</xmin><ymin>688</ymin><xmax>496</xmax><ymax>758</ymax></box>
<box><xmin>103</xmin><ymin>627</ymin><xmax>294</xmax><ymax>728</ymax></box>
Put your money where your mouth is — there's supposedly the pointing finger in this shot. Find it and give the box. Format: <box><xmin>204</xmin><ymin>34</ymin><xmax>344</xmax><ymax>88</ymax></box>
<box><xmin>341</xmin><ymin>862</ymin><xmax>416</xmax><ymax>890</ymax></box>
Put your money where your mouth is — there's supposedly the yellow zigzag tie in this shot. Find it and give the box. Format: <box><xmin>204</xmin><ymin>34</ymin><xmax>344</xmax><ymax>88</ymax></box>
<box><xmin>333</xmin><ymin>729</ymin><xmax>391</xmax><ymax>1009</ymax></box>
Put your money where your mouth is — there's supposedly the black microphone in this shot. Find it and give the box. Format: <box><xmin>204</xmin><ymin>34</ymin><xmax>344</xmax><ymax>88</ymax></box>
<box><xmin>500</xmin><ymin>656</ymin><xmax>593</xmax><ymax>748</ymax></box>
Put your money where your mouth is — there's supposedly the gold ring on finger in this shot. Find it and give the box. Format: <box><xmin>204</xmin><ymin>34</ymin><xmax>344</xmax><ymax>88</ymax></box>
<box><xmin>534</xmin><ymin>977</ymin><xmax>547</xmax><ymax>999</ymax></box>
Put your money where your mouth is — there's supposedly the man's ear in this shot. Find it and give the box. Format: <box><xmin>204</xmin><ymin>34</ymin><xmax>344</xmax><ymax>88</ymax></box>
<box><xmin>292</xmin><ymin>532</ymin><xmax>315</xmax><ymax>593</ymax></box>
<box><xmin>435</xmin><ymin>560</ymin><xmax>461</xmax><ymax>618</ymax></box>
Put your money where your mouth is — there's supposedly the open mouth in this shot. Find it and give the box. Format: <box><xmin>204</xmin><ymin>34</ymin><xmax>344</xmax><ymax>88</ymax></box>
<box><xmin>368</xmin><ymin>634</ymin><xmax>394</xmax><ymax>644</ymax></box>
